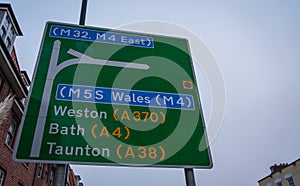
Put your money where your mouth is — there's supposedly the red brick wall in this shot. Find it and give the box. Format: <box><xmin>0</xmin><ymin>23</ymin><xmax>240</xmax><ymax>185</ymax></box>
<box><xmin>0</xmin><ymin>79</ymin><xmax>11</xmax><ymax>101</ymax></box>
<box><xmin>0</xmin><ymin>52</ymin><xmax>56</xmax><ymax>186</ymax></box>
<box><xmin>68</xmin><ymin>168</ymin><xmax>77</xmax><ymax>186</ymax></box>
<box><xmin>0</xmin><ymin>106</ymin><xmax>36</xmax><ymax>186</ymax></box>
<box><xmin>0</xmin><ymin>7</ymin><xmax>58</xmax><ymax>185</ymax></box>
<box><xmin>10</xmin><ymin>47</ymin><xmax>21</xmax><ymax>73</ymax></box>
<box><xmin>33</xmin><ymin>164</ymin><xmax>56</xmax><ymax>186</ymax></box>
<box><xmin>0</xmin><ymin>80</ymin><xmax>50</xmax><ymax>186</ymax></box>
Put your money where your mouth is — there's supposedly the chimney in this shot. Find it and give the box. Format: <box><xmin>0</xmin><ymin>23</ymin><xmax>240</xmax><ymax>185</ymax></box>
<box><xmin>270</xmin><ymin>163</ymin><xmax>288</xmax><ymax>173</ymax></box>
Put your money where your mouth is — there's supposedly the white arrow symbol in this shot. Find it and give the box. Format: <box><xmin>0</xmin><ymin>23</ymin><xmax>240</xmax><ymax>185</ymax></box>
<box><xmin>67</xmin><ymin>49</ymin><xmax>150</xmax><ymax>70</ymax></box>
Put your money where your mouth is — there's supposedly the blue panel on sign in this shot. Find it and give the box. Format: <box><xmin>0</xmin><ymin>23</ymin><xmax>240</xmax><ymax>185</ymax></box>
<box><xmin>49</xmin><ymin>25</ymin><xmax>154</xmax><ymax>48</ymax></box>
<box><xmin>56</xmin><ymin>84</ymin><xmax>195</xmax><ymax>110</ymax></box>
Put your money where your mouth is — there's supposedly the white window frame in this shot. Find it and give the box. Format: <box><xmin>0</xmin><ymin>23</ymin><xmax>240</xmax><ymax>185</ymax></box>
<box><xmin>0</xmin><ymin>75</ymin><xmax>3</xmax><ymax>88</ymax></box>
<box><xmin>284</xmin><ymin>173</ymin><xmax>295</xmax><ymax>186</ymax></box>
<box><xmin>0</xmin><ymin>168</ymin><xmax>5</xmax><ymax>186</ymax></box>
<box><xmin>37</xmin><ymin>163</ymin><xmax>44</xmax><ymax>178</ymax></box>
<box><xmin>0</xmin><ymin>14</ymin><xmax>16</xmax><ymax>52</ymax></box>
<box><xmin>5</xmin><ymin>118</ymin><xmax>18</xmax><ymax>148</ymax></box>
<box><xmin>49</xmin><ymin>167</ymin><xmax>54</xmax><ymax>186</ymax></box>
<box><xmin>3</xmin><ymin>16</ymin><xmax>9</xmax><ymax>30</ymax></box>
<box><xmin>44</xmin><ymin>164</ymin><xmax>49</xmax><ymax>182</ymax></box>
<box><xmin>275</xmin><ymin>178</ymin><xmax>283</xmax><ymax>186</ymax></box>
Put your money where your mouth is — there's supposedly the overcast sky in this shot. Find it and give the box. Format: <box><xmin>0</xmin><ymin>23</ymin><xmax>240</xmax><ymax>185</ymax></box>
<box><xmin>5</xmin><ymin>0</ymin><xmax>300</xmax><ymax>185</ymax></box>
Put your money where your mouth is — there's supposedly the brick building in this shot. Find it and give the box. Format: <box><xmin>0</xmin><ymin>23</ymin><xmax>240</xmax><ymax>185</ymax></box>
<box><xmin>0</xmin><ymin>3</ymin><xmax>83</xmax><ymax>186</ymax></box>
<box><xmin>258</xmin><ymin>158</ymin><xmax>300</xmax><ymax>186</ymax></box>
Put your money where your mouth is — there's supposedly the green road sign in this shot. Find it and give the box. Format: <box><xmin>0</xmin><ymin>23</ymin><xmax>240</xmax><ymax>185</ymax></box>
<box><xmin>13</xmin><ymin>22</ymin><xmax>212</xmax><ymax>168</ymax></box>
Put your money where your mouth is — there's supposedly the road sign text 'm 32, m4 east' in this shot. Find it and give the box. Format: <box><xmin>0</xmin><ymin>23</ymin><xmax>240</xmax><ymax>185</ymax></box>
<box><xmin>13</xmin><ymin>22</ymin><xmax>212</xmax><ymax>168</ymax></box>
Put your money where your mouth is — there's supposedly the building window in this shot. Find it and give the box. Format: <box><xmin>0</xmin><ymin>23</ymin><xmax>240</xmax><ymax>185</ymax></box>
<box><xmin>274</xmin><ymin>178</ymin><xmax>283</xmax><ymax>186</ymax></box>
<box><xmin>0</xmin><ymin>15</ymin><xmax>16</xmax><ymax>51</ymax></box>
<box><xmin>0</xmin><ymin>27</ymin><xmax>3</xmax><ymax>38</ymax></box>
<box><xmin>0</xmin><ymin>168</ymin><xmax>5</xmax><ymax>186</ymax></box>
<box><xmin>0</xmin><ymin>75</ymin><xmax>3</xmax><ymax>90</ymax></box>
<box><xmin>286</xmin><ymin>177</ymin><xmax>296</xmax><ymax>186</ymax></box>
<box><xmin>3</xmin><ymin>16</ymin><xmax>9</xmax><ymax>30</ymax></box>
<box><xmin>5</xmin><ymin>26</ymin><xmax>15</xmax><ymax>51</ymax></box>
<box><xmin>49</xmin><ymin>167</ymin><xmax>55</xmax><ymax>186</ymax></box>
<box><xmin>5</xmin><ymin>118</ymin><xmax>18</xmax><ymax>148</ymax></box>
<box><xmin>285</xmin><ymin>173</ymin><xmax>295</xmax><ymax>186</ymax></box>
<box><xmin>37</xmin><ymin>163</ymin><xmax>44</xmax><ymax>178</ymax></box>
<box><xmin>4</xmin><ymin>37</ymin><xmax>11</xmax><ymax>49</ymax></box>
<box><xmin>44</xmin><ymin>165</ymin><xmax>49</xmax><ymax>182</ymax></box>
<box><xmin>7</xmin><ymin>26</ymin><xmax>14</xmax><ymax>41</ymax></box>
<box><xmin>266</xmin><ymin>183</ymin><xmax>273</xmax><ymax>186</ymax></box>
<box><xmin>1</xmin><ymin>26</ymin><xmax>6</xmax><ymax>39</ymax></box>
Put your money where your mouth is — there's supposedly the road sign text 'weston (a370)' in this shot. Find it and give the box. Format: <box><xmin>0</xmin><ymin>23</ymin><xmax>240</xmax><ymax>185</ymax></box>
<box><xmin>13</xmin><ymin>22</ymin><xmax>212</xmax><ymax>168</ymax></box>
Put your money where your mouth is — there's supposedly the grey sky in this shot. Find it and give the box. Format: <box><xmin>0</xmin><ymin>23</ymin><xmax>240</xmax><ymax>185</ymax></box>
<box><xmin>5</xmin><ymin>0</ymin><xmax>300</xmax><ymax>185</ymax></box>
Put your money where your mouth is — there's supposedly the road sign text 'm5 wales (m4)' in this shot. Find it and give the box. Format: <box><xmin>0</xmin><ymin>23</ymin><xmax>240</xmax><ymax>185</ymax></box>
<box><xmin>13</xmin><ymin>22</ymin><xmax>212</xmax><ymax>168</ymax></box>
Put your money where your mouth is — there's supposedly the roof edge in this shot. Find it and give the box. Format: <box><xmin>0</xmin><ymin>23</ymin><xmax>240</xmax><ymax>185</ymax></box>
<box><xmin>258</xmin><ymin>158</ymin><xmax>300</xmax><ymax>183</ymax></box>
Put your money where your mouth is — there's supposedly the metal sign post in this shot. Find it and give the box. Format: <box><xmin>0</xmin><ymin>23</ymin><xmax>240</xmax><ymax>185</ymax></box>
<box><xmin>53</xmin><ymin>164</ymin><xmax>67</xmax><ymax>186</ymax></box>
<box><xmin>185</xmin><ymin>168</ymin><xmax>196</xmax><ymax>186</ymax></box>
<box><xmin>56</xmin><ymin>1</ymin><xmax>89</xmax><ymax>185</ymax></box>
<box><xmin>79</xmin><ymin>0</ymin><xmax>87</xmax><ymax>26</ymax></box>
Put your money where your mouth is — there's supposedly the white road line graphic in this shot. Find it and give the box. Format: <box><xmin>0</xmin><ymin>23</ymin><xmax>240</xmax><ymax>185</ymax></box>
<box><xmin>67</xmin><ymin>49</ymin><xmax>149</xmax><ymax>70</ymax></box>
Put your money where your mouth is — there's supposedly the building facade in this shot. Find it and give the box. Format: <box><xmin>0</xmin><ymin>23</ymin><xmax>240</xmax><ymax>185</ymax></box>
<box><xmin>0</xmin><ymin>3</ymin><xmax>83</xmax><ymax>186</ymax></box>
<box><xmin>67</xmin><ymin>165</ymin><xmax>83</xmax><ymax>186</ymax></box>
<box><xmin>258</xmin><ymin>158</ymin><xmax>300</xmax><ymax>186</ymax></box>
